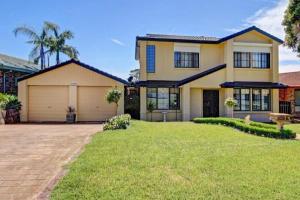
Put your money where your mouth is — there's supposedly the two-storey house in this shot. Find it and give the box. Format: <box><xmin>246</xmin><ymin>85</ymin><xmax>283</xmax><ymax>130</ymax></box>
<box><xmin>135</xmin><ymin>26</ymin><xmax>286</xmax><ymax>122</ymax></box>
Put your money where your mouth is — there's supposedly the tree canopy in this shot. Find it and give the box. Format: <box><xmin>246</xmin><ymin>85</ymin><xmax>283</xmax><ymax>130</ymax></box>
<box><xmin>282</xmin><ymin>0</ymin><xmax>300</xmax><ymax>56</ymax></box>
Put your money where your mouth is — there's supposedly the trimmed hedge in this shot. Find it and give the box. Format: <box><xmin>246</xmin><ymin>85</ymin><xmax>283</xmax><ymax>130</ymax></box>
<box><xmin>103</xmin><ymin>114</ymin><xmax>131</xmax><ymax>131</ymax></box>
<box><xmin>193</xmin><ymin>117</ymin><xmax>296</xmax><ymax>139</ymax></box>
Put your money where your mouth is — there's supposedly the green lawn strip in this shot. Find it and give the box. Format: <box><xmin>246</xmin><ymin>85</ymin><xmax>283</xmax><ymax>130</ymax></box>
<box><xmin>193</xmin><ymin>117</ymin><xmax>296</xmax><ymax>139</ymax></box>
<box><xmin>51</xmin><ymin>121</ymin><xmax>300</xmax><ymax>200</ymax></box>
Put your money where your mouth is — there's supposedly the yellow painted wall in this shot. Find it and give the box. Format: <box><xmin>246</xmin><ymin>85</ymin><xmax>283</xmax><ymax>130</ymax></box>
<box><xmin>138</xmin><ymin>41</ymin><xmax>224</xmax><ymax>81</ymax></box>
<box><xmin>233</xmin><ymin>31</ymin><xmax>272</xmax><ymax>43</ymax></box>
<box><xmin>18</xmin><ymin>62</ymin><xmax>125</xmax><ymax>122</ymax></box>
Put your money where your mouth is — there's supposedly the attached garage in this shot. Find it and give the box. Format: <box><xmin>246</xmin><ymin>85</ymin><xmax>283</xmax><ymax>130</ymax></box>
<box><xmin>18</xmin><ymin>59</ymin><xmax>127</xmax><ymax>122</ymax></box>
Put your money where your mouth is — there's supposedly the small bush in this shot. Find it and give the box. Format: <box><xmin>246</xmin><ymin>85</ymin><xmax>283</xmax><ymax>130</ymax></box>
<box><xmin>193</xmin><ymin>117</ymin><xmax>296</xmax><ymax>139</ymax></box>
<box><xmin>103</xmin><ymin>114</ymin><xmax>131</xmax><ymax>131</ymax></box>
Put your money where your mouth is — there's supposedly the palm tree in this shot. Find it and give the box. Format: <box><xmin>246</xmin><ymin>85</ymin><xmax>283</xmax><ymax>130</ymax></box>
<box><xmin>14</xmin><ymin>25</ymin><xmax>48</xmax><ymax>69</ymax></box>
<box><xmin>45</xmin><ymin>22</ymin><xmax>79</xmax><ymax>64</ymax></box>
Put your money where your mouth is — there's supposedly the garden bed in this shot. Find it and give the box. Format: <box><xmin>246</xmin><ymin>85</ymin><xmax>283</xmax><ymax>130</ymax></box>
<box><xmin>193</xmin><ymin>117</ymin><xmax>296</xmax><ymax>139</ymax></box>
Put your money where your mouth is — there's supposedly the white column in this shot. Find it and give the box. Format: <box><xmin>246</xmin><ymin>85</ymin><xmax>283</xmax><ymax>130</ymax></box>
<box><xmin>69</xmin><ymin>83</ymin><xmax>78</xmax><ymax>121</ymax></box>
<box><xmin>140</xmin><ymin>87</ymin><xmax>147</xmax><ymax>120</ymax></box>
<box><xmin>18</xmin><ymin>80</ymin><xmax>28</xmax><ymax>122</ymax></box>
<box><xmin>117</xmin><ymin>85</ymin><xmax>125</xmax><ymax>115</ymax></box>
<box><xmin>224</xmin><ymin>88</ymin><xmax>233</xmax><ymax>117</ymax></box>
<box><xmin>182</xmin><ymin>84</ymin><xmax>190</xmax><ymax>121</ymax></box>
<box><xmin>272</xmin><ymin>89</ymin><xmax>279</xmax><ymax>113</ymax></box>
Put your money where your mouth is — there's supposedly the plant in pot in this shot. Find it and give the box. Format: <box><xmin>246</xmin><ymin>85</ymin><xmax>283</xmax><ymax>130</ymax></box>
<box><xmin>3</xmin><ymin>94</ymin><xmax>22</xmax><ymax>124</ymax></box>
<box><xmin>66</xmin><ymin>106</ymin><xmax>76</xmax><ymax>123</ymax></box>
<box><xmin>0</xmin><ymin>93</ymin><xmax>9</xmax><ymax>124</ymax></box>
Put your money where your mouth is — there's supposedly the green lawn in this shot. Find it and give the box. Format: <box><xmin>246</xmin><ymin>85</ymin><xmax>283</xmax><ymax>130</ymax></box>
<box><xmin>51</xmin><ymin>121</ymin><xmax>300</xmax><ymax>200</ymax></box>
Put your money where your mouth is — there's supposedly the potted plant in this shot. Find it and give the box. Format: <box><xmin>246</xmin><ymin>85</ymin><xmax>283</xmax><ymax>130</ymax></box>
<box><xmin>224</xmin><ymin>97</ymin><xmax>237</xmax><ymax>118</ymax></box>
<box><xmin>66</xmin><ymin>106</ymin><xmax>76</xmax><ymax>123</ymax></box>
<box><xmin>3</xmin><ymin>94</ymin><xmax>22</xmax><ymax>124</ymax></box>
<box><xmin>0</xmin><ymin>93</ymin><xmax>8</xmax><ymax>124</ymax></box>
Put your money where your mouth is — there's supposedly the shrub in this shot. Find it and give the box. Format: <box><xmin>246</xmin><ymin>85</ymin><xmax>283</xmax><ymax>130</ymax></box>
<box><xmin>193</xmin><ymin>117</ymin><xmax>296</xmax><ymax>139</ymax></box>
<box><xmin>103</xmin><ymin>114</ymin><xmax>131</xmax><ymax>131</ymax></box>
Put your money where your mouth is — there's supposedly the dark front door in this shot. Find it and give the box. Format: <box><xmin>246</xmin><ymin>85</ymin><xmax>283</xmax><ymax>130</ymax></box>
<box><xmin>203</xmin><ymin>90</ymin><xmax>219</xmax><ymax>117</ymax></box>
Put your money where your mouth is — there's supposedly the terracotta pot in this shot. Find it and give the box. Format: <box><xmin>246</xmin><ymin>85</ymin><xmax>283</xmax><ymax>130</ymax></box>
<box><xmin>5</xmin><ymin>109</ymin><xmax>20</xmax><ymax>124</ymax></box>
<box><xmin>66</xmin><ymin>113</ymin><xmax>76</xmax><ymax>123</ymax></box>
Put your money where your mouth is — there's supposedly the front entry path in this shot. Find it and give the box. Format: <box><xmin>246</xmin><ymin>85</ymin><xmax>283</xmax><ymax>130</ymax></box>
<box><xmin>0</xmin><ymin>124</ymin><xmax>102</xmax><ymax>200</ymax></box>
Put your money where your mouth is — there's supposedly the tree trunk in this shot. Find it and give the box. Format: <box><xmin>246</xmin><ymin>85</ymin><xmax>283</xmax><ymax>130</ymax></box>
<box><xmin>56</xmin><ymin>51</ymin><xmax>60</xmax><ymax>64</ymax></box>
<box><xmin>40</xmin><ymin>45</ymin><xmax>45</xmax><ymax>70</ymax></box>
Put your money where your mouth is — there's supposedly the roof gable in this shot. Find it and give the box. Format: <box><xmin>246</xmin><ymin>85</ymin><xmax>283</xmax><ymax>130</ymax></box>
<box><xmin>18</xmin><ymin>59</ymin><xmax>128</xmax><ymax>85</ymax></box>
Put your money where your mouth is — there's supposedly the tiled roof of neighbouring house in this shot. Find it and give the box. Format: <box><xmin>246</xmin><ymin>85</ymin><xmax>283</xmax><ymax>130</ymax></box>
<box><xmin>0</xmin><ymin>53</ymin><xmax>39</xmax><ymax>73</ymax></box>
<box><xmin>280</xmin><ymin>71</ymin><xmax>300</xmax><ymax>87</ymax></box>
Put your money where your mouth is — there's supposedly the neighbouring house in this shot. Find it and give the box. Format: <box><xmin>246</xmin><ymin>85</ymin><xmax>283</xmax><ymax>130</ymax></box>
<box><xmin>0</xmin><ymin>53</ymin><xmax>39</xmax><ymax>95</ymax></box>
<box><xmin>135</xmin><ymin>26</ymin><xmax>286</xmax><ymax>122</ymax></box>
<box><xmin>279</xmin><ymin>71</ymin><xmax>300</xmax><ymax>117</ymax></box>
<box><xmin>18</xmin><ymin>59</ymin><xmax>127</xmax><ymax>122</ymax></box>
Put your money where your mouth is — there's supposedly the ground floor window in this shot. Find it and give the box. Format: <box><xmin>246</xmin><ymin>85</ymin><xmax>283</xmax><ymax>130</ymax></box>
<box><xmin>295</xmin><ymin>90</ymin><xmax>300</xmax><ymax>112</ymax></box>
<box><xmin>233</xmin><ymin>88</ymin><xmax>271</xmax><ymax>111</ymax></box>
<box><xmin>234</xmin><ymin>88</ymin><xmax>250</xmax><ymax>111</ymax></box>
<box><xmin>147</xmin><ymin>87</ymin><xmax>180</xmax><ymax>110</ymax></box>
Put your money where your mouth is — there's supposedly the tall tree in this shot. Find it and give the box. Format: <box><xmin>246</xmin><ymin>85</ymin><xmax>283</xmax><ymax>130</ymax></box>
<box><xmin>14</xmin><ymin>25</ymin><xmax>49</xmax><ymax>69</ymax></box>
<box><xmin>45</xmin><ymin>22</ymin><xmax>79</xmax><ymax>64</ymax></box>
<box><xmin>282</xmin><ymin>0</ymin><xmax>300</xmax><ymax>56</ymax></box>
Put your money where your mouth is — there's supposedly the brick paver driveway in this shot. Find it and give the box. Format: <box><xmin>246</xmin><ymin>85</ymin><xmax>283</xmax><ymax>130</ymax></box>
<box><xmin>0</xmin><ymin>124</ymin><xmax>102</xmax><ymax>200</ymax></box>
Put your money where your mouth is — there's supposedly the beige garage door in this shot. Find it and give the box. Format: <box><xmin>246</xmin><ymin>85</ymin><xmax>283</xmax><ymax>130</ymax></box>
<box><xmin>78</xmin><ymin>86</ymin><xmax>116</xmax><ymax>121</ymax></box>
<box><xmin>28</xmin><ymin>86</ymin><xmax>69</xmax><ymax>122</ymax></box>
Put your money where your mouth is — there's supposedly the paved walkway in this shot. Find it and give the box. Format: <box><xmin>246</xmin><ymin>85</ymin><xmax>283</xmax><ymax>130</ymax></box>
<box><xmin>0</xmin><ymin>124</ymin><xmax>102</xmax><ymax>200</ymax></box>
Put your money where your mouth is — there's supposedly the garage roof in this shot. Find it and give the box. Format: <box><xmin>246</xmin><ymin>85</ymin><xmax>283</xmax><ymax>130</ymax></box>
<box><xmin>18</xmin><ymin>59</ymin><xmax>128</xmax><ymax>85</ymax></box>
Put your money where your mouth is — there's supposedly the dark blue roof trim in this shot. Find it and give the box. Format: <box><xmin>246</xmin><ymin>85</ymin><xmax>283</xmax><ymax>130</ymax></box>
<box><xmin>220</xmin><ymin>81</ymin><xmax>287</xmax><ymax>89</ymax></box>
<box><xmin>18</xmin><ymin>59</ymin><xmax>128</xmax><ymax>84</ymax></box>
<box><xmin>177</xmin><ymin>64</ymin><xmax>226</xmax><ymax>86</ymax></box>
<box><xmin>135</xmin><ymin>64</ymin><xmax>226</xmax><ymax>87</ymax></box>
<box><xmin>136</xmin><ymin>26</ymin><xmax>283</xmax><ymax>44</ymax></box>
<box><xmin>136</xmin><ymin>80</ymin><xmax>178</xmax><ymax>87</ymax></box>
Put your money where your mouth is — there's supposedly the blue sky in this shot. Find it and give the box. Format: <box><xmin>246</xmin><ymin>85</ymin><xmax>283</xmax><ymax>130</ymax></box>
<box><xmin>0</xmin><ymin>0</ymin><xmax>298</xmax><ymax>79</ymax></box>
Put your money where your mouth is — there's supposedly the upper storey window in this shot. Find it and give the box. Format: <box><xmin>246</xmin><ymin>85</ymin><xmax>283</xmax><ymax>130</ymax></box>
<box><xmin>174</xmin><ymin>52</ymin><xmax>199</xmax><ymax>68</ymax></box>
<box><xmin>234</xmin><ymin>52</ymin><xmax>270</xmax><ymax>69</ymax></box>
<box><xmin>146</xmin><ymin>45</ymin><xmax>155</xmax><ymax>73</ymax></box>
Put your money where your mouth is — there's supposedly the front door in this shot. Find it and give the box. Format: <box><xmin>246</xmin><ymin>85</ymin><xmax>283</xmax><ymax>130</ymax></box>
<box><xmin>203</xmin><ymin>90</ymin><xmax>219</xmax><ymax>117</ymax></box>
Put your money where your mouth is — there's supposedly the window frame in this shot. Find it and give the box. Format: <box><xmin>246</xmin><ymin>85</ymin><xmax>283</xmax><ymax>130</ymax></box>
<box><xmin>233</xmin><ymin>88</ymin><xmax>250</xmax><ymax>111</ymax></box>
<box><xmin>174</xmin><ymin>51</ymin><xmax>199</xmax><ymax>68</ymax></box>
<box><xmin>146</xmin><ymin>87</ymin><xmax>180</xmax><ymax>110</ymax></box>
<box><xmin>252</xmin><ymin>88</ymin><xmax>271</xmax><ymax>111</ymax></box>
<box><xmin>146</xmin><ymin>45</ymin><xmax>156</xmax><ymax>73</ymax></box>
<box><xmin>234</xmin><ymin>52</ymin><xmax>270</xmax><ymax>69</ymax></box>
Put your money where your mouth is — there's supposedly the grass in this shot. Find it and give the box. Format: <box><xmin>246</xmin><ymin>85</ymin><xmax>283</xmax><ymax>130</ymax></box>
<box><xmin>51</xmin><ymin>121</ymin><xmax>300</xmax><ymax>200</ymax></box>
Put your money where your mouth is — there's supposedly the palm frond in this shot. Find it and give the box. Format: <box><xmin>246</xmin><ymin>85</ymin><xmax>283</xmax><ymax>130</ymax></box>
<box><xmin>44</xmin><ymin>21</ymin><xmax>60</xmax><ymax>37</ymax></box>
<box><xmin>29</xmin><ymin>45</ymin><xmax>40</xmax><ymax>61</ymax></box>
<box><xmin>60</xmin><ymin>30</ymin><xmax>74</xmax><ymax>40</ymax></box>
<box><xmin>61</xmin><ymin>45</ymin><xmax>79</xmax><ymax>59</ymax></box>
<box><xmin>13</xmin><ymin>25</ymin><xmax>39</xmax><ymax>40</ymax></box>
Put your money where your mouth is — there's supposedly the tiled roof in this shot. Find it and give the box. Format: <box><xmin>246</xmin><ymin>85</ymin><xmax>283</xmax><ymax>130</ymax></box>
<box><xmin>280</xmin><ymin>71</ymin><xmax>300</xmax><ymax>87</ymax></box>
<box><xmin>0</xmin><ymin>53</ymin><xmax>39</xmax><ymax>73</ymax></box>
<box><xmin>143</xmin><ymin>34</ymin><xmax>219</xmax><ymax>42</ymax></box>
<box><xmin>136</xmin><ymin>26</ymin><xmax>283</xmax><ymax>44</ymax></box>
<box><xmin>18</xmin><ymin>59</ymin><xmax>128</xmax><ymax>85</ymax></box>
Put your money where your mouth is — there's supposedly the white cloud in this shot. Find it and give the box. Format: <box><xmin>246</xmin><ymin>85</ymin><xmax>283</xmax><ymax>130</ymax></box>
<box><xmin>227</xmin><ymin>0</ymin><xmax>300</xmax><ymax>72</ymax></box>
<box><xmin>111</xmin><ymin>38</ymin><xmax>125</xmax><ymax>46</ymax></box>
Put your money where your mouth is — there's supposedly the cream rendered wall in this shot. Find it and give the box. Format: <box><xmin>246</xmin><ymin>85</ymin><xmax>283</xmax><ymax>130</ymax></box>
<box><xmin>138</xmin><ymin>41</ymin><xmax>224</xmax><ymax>81</ymax></box>
<box><xmin>190</xmin><ymin>88</ymin><xmax>202</xmax><ymax>119</ymax></box>
<box><xmin>137</xmin><ymin>30</ymin><xmax>281</xmax><ymax>122</ymax></box>
<box><xmin>19</xmin><ymin>63</ymin><xmax>125</xmax><ymax>122</ymax></box>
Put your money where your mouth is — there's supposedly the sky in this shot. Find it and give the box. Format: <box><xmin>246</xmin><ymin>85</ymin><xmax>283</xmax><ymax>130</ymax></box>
<box><xmin>0</xmin><ymin>0</ymin><xmax>299</xmax><ymax>79</ymax></box>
